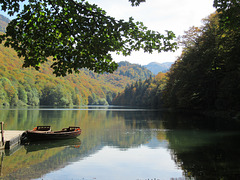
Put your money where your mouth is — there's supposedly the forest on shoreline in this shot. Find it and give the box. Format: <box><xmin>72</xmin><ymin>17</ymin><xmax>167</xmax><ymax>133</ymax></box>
<box><xmin>113</xmin><ymin>11</ymin><xmax>240</xmax><ymax>116</ymax></box>
<box><xmin>0</xmin><ymin>37</ymin><xmax>152</xmax><ymax>107</ymax></box>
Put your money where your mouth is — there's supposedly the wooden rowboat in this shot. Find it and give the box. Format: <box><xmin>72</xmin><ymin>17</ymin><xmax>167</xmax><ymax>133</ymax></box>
<box><xmin>22</xmin><ymin>126</ymin><xmax>81</xmax><ymax>142</ymax></box>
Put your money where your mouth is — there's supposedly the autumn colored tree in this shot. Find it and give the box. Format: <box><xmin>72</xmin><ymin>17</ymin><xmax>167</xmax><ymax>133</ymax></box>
<box><xmin>0</xmin><ymin>77</ymin><xmax>18</xmax><ymax>105</ymax></box>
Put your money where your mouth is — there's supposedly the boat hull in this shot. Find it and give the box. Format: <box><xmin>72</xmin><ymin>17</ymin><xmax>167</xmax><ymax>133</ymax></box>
<box><xmin>26</xmin><ymin>130</ymin><xmax>81</xmax><ymax>141</ymax></box>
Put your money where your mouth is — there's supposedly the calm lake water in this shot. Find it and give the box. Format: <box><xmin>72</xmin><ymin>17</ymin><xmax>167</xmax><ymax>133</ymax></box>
<box><xmin>0</xmin><ymin>106</ymin><xmax>240</xmax><ymax>180</ymax></box>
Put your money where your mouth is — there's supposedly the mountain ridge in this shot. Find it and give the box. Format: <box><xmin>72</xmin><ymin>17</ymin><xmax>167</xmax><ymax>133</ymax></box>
<box><xmin>144</xmin><ymin>62</ymin><xmax>173</xmax><ymax>75</ymax></box>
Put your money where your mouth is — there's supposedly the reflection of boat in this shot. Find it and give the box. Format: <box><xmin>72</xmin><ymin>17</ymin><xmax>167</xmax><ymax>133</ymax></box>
<box><xmin>22</xmin><ymin>126</ymin><xmax>81</xmax><ymax>142</ymax></box>
<box><xmin>24</xmin><ymin>138</ymin><xmax>81</xmax><ymax>153</ymax></box>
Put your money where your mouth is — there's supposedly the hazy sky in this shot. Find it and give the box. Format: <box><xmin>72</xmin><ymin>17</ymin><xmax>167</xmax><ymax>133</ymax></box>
<box><xmin>1</xmin><ymin>0</ymin><xmax>216</xmax><ymax>65</ymax></box>
<box><xmin>89</xmin><ymin>0</ymin><xmax>216</xmax><ymax>65</ymax></box>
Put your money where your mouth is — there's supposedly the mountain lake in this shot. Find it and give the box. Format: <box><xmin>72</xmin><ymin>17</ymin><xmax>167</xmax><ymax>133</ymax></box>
<box><xmin>0</xmin><ymin>106</ymin><xmax>240</xmax><ymax>180</ymax></box>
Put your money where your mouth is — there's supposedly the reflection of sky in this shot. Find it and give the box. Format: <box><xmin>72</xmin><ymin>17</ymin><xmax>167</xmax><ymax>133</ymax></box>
<box><xmin>144</xmin><ymin>136</ymin><xmax>169</xmax><ymax>149</ymax></box>
<box><xmin>38</xmin><ymin>146</ymin><xmax>183</xmax><ymax>180</ymax></box>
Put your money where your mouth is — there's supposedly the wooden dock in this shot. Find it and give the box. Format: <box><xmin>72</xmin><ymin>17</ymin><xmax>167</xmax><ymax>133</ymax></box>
<box><xmin>0</xmin><ymin>122</ymin><xmax>24</xmax><ymax>150</ymax></box>
<box><xmin>1</xmin><ymin>130</ymin><xmax>24</xmax><ymax>150</ymax></box>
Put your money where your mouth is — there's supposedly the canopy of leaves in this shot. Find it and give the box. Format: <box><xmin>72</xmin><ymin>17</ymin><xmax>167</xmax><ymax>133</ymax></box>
<box><xmin>128</xmin><ymin>0</ymin><xmax>146</xmax><ymax>6</ymax></box>
<box><xmin>0</xmin><ymin>0</ymin><xmax>177</xmax><ymax>76</ymax></box>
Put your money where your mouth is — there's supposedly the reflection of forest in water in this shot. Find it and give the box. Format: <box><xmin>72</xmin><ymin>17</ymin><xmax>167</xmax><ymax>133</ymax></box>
<box><xmin>163</xmin><ymin>112</ymin><xmax>240</xmax><ymax>179</ymax></box>
<box><xmin>0</xmin><ymin>107</ymin><xmax>166</xmax><ymax>179</ymax></box>
<box><xmin>0</xmin><ymin>107</ymin><xmax>240</xmax><ymax>179</ymax></box>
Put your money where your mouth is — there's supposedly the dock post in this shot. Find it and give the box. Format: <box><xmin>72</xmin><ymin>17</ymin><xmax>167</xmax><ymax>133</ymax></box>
<box><xmin>0</xmin><ymin>122</ymin><xmax>4</xmax><ymax>146</ymax></box>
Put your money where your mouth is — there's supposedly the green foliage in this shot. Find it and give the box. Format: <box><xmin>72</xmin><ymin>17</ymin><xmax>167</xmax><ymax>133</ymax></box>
<box><xmin>128</xmin><ymin>0</ymin><xmax>146</xmax><ymax>6</ymax></box>
<box><xmin>106</xmin><ymin>91</ymin><xmax>117</xmax><ymax>104</ymax></box>
<box><xmin>88</xmin><ymin>93</ymin><xmax>97</xmax><ymax>105</ymax></box>
<box><xmin>27</xmin><ymin>87</ymin><xmax>39</xmax><ymax>106</ymax></box>
<box><xmin>113</xmin><ymin>73</ymin><xmax>167</xmax><ymax>107</ymax></box>
<box><xmin>214</xmin><ymin>0</ymin><xmax>240</xmax><ymax>30</ymax></box>
<box><xmin>98</xmin><ymin>98</ymin><xmax>108</xmax><ymax>105</ymax></box>
<box><xmin>18</xmin><ymin>86</ymin><xmax>28</xmax><ymax>104</ymax></box>
<box><xmin>88</xmin><ymin>93</ymin><xmax>108</xmax><ymax>105</ymax></box>
<box><xmin>163</xmin><ymin>11</ymin><xmax>240</xmax><ymax>111</ymax></box>
<box><xmin>0</xmin><ymin>77</ymin><xmax>18</xmax><ymax>106</ymax></box>
<box><xmin>0</xmin><ymin>0</ymin><xmax>177</xmax><ymax>76</ymax></box>
<box><xmin>0</xmin><ymin>81</ymin><xmax>8</xmax><ymax>106</ymax></box>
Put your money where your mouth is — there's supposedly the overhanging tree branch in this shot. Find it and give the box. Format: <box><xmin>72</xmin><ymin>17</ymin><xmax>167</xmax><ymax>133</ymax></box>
<box><xmin>0</xmin><ymin>0</ymin><xmax>177</xmax><ymax>76</ymax></box>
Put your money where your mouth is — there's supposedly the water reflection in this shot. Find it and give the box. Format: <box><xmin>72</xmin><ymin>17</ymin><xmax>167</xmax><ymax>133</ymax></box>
<box><xmin>0</xmin><ymin>107</ymin><xmax>239</xmax><ymax>179</ymax></box>
<box><xmin>39</xmin><ymin>146</ymin><xmax>182</xmax><ymax>180</ymax></box>
<box><xmin>24</xmin><ymin>138</ymin><xmax>81</xmax><ymax>153</ymax></box>
<box><xmin>167</xmin><ymin>130</ymin><xmax>240</xmax><ymax>179</ymax></box>
<box><xmin>162</xmin><ymin>112</ymin><xmax>240</xmax><ymax>179</ymax></box>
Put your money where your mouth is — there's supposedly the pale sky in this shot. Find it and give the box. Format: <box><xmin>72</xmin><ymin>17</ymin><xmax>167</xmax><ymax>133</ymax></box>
<box><xmin>89</xmin><ymin>0</ymin><xmax>216</xmax><ymax>65</ymax></box>
<box><xmin>1</xmin><ymin>0</ymin><xmax>216</xmax><ymax>65</ymax></box>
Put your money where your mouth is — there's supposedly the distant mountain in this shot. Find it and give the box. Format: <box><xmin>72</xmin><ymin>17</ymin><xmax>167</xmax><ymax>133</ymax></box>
<box><xmin>144</xmin><ymin>62</ymin><xmax>173</xmax><ymax>75</ymax></box>
<box><xmin>0</xmin><ymin>14</ymin><xmax>10</xmax><ymax>32</ymax></box>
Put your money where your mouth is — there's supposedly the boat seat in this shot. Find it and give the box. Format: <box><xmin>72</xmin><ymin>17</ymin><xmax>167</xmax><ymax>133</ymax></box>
<box><xmin>36</xmin><ymin>126</ymin><xmax>51</xmax><ymax>131</ymax></box>
<box><xmin>69</xmin><ymin>126</ymin><xmax>80</xmax><ymax>131</ymax></box>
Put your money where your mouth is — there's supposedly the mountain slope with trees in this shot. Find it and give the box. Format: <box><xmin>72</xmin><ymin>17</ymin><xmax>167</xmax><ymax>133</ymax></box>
<box><xmin>0</xmin><ymin>42</ymin><xmax>152</xmax><ymax>106</ymax></box>
<box><xmin>112</xmin><ymin>72</ymin><xmax>167</xmax><ymax>107</ymax></box>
